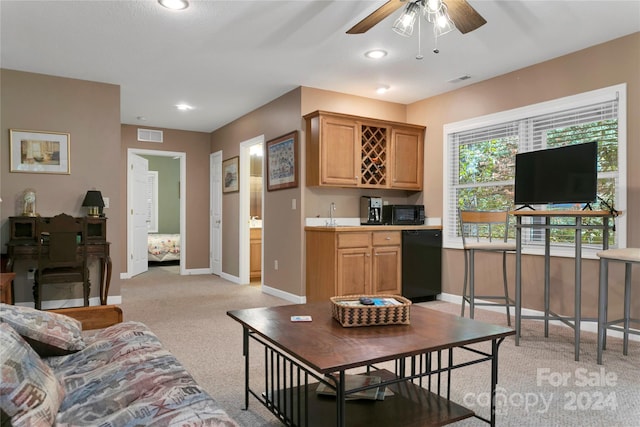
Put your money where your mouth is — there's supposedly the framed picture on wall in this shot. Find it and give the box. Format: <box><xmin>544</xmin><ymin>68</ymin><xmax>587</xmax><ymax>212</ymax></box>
<box><xmin>222</xmin><ymin>156</ymin><xmax>239</xmax><ymax>193</ymax></box>
<box><xmin>266</xmin><ymin>130</ymin><xmax>298</xmax><ymax>191</ymax></box>
<box><xmin>9</xmin><ymin>129</ymin><xmax>70</xmax><ymax>174</ymax></box>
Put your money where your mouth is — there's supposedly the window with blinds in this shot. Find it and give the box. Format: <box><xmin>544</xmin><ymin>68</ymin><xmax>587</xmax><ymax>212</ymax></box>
<box><xmin>443</xmin><ymin>84</ymin><xmax>627</xmax><ymax>256</ymax></box>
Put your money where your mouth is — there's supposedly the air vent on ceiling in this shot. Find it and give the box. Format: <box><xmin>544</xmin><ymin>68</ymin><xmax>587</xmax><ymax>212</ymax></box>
<box><xmin>448</xmin><ymin>75</ymin><xmax>472</xmax><ymax>84</ymax></box>
<box><xmin>137</xmin><ymin>129</ymin><xmax>163</xmax><ymax>143</ymax></box>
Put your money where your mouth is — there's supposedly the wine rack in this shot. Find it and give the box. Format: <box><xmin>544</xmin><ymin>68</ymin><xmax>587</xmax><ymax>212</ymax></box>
<box><xmin>360</xmin><ymin>124</ymin><xmax>387</xmax><ymax>187</ymax></box>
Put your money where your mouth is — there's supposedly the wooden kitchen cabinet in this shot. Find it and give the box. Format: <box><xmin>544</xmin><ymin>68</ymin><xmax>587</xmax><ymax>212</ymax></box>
<box><xmin>304</xmin><ymin>110</ymin><xmax>424</xmax><ymax>190</ymax></box>
<box><xmin>391</xmin><ymin>125</ymin><xmax>424</xmax><ymax>190</ymax></box>
<box><xmin>305</xmin><ymin>112</ymin><xmax>360</xmax><ymax>187</ymax></box>
<box><xmin>306</xmin><ymin>229</ymin><xmax>401</xmax><ymax>302</ymax></box>
<box><xmin>371</xmin><ymin>231</ymin><xmax>402</xmax><ymax>294</ymax></box>
<box><xmin>250</xmin><ymin>228</ymin><xmax>261</xmax><ymax>280</ymax></box>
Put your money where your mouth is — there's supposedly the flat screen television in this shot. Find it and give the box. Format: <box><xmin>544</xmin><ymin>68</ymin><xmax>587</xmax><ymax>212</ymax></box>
<box><xmin>514</xmin><ymin>141</ymin><xmax>598</xmax><ymax>207</ymax></box>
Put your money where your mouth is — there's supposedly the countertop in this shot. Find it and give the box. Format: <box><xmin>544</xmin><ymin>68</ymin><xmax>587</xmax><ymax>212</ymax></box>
<box><xmin>304</xmin><ymin>225</ymin><xmax>442</xmax><ymax>232</ymax></box>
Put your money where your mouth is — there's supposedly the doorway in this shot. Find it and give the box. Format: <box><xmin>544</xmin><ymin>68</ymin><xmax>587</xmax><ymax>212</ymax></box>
<box><xmin>239</xmin><ymin>136</ymin><xmax>264</xmax><ymax>285</ymax></box>
<box><xmin>126</xmin><ymin>148</ymin><xmax>186</xmax><ymax>278</ymax></box>
<box><xmin>210</xmin><ymin>151</ymin><xmax>222</xmax><ymax>276</ymax></box>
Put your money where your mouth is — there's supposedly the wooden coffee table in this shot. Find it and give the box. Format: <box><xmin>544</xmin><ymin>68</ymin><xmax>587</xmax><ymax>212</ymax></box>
<box><xmin>228</xmin><ymin>302</ymin><xmax>514</xmax><ymax>426</ymax></box>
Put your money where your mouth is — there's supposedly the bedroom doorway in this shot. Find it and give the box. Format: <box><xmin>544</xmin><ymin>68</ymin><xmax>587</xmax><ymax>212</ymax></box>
<box><xmin>126</xmin><ymin>148</ymin><xmax>186</xmax><ymax>278</ymax></box>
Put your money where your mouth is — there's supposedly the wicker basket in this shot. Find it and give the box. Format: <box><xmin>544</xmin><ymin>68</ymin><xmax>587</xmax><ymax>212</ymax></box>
<box><xmin>330</xmin><ymin>295</ymin><xmax>412</xmax><ymax>327</ymax></box>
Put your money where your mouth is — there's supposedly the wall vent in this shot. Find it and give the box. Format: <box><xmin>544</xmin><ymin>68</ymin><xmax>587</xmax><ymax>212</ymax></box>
<box><xmin>447</xmin><ymin>75</ymin><xmax>472</xmax><ymax>84</ymax></box>
<box><xmin>137</xmin><ymin>129</ymin><xmax>163</xmax><ymax>143</ymax></box>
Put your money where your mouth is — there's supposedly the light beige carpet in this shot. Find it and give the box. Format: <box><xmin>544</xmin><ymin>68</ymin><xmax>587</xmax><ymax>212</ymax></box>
<box><xmin>120</xmin><ymin>266</ymin><xmax>639</xmax><ymax>426</ymax></box>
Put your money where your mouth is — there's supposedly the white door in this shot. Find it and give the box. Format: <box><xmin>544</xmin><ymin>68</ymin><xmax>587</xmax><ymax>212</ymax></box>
<box><xmin>210</xmin><ymin>151</ymin><xmax>222</xmax><ymax>275</ymax></box>
<box><xmin>130</xmin><ymin>153</ymin><xmax>149</xmax><ymax>277</ymax></box>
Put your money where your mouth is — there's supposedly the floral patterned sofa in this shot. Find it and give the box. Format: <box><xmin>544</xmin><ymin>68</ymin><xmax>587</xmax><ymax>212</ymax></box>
<box><xmin>0</xmin><ymin>304</ymin><xmax>238</xmax><ymax>427</ymax></box>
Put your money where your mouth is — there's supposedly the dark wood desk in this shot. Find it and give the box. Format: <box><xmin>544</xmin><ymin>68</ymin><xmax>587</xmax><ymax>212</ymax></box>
<box><xmin>6</xmin><ymin>216</ymin><xmax>112</xmax><ymax>305</ymax></box>
<box><xmin>228</xmin><ymin>303</ymin><xmax>514</xmax><ymax>426</ymax></box>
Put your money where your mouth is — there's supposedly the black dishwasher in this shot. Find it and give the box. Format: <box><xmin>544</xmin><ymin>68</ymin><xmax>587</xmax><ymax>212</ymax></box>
<box><xmin>401</xmin><ymin>230</ymin><xmax>442</xmax><ymax>302</ymax></box>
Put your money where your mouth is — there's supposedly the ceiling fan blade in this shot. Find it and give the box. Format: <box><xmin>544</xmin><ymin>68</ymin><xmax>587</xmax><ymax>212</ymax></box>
<box><xmin>446</xmin><ymin>0</ymin><xmax>486</xmax><ymax>34</ymax></box>
<box><xmin>346</xmin><ymin>0</ymin><xmax>406</xmax><ymax>34</ymax></box>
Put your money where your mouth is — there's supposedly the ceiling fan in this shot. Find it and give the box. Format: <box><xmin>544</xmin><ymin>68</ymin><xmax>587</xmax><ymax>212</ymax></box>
<box><xmin>347</xmin><ymin>0</ymin><xmax>487</xmax><ymax>35</ymax></box>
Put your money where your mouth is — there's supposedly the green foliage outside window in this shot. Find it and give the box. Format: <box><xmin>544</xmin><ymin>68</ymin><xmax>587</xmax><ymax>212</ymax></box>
<box><xmin>456</xmin><ymin>120</ymin><xmax>618</xmax><ymax>247</ymax></box>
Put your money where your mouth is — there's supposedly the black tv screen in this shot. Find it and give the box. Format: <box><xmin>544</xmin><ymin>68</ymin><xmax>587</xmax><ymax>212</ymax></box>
<box><xmin>514</xmin><ymin>142</ymin><xmax>598</xmax><ymax>206</ymax></box>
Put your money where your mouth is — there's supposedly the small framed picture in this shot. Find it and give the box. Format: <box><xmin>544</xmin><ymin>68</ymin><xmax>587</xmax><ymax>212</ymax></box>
<box><xmin>9</xmin><ymin>129</ymin><xmax>70</xmax><ymax>174</ymax></box>
<box><xmin>266</xmin><ymin>131</ymin><xmax>298</xmax><ymax>191</ymax></box>
<box><xmin>222</xmin><ymin>156</ymin><xmax>239</xmax><ymax>193</ymax></box>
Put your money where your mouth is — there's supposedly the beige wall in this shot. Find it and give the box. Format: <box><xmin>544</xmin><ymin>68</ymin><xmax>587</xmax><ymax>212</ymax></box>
<box><xmin>1</xmin><ymin>69</ymin><xmax>122</xmax><ymax>303</ymax></box>
<box><xmin>407</xmin><ymin>32</ymin><xmax>640</xmax><ymax>318</ymax></box>
<box><xmin>121</xmin><ymin>125</ymin><xmax>211</xmax><ymax>270</ymax></box>
<box><xmin>211</xmin><ymin>88</ymin><xmax>304</xmax><ymax>296</ymax></box>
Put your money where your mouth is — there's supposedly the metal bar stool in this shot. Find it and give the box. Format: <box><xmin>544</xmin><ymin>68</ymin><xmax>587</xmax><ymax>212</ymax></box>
<box><xmin>597</xmin><ymin>248</ymin><xmax>640</xmax><ymax>365</ymax></box>
<box><xmin>459</xmin><ymin>209</ymin><xmax>516</xmax><ymax>326</ymax></box>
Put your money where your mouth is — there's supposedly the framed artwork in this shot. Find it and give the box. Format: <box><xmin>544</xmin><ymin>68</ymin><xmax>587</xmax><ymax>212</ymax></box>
<box><xmin>9</xmin><ymin>129</ymin><xmax>71</xmax><ymax>174</ymax></box>
<box><xmin>266</xmin><ymin>131</ymin><xmax>298</xmax><ymax>191</ymax></box>
<box><xmin>222</xmin><ymin>156</ymin><xmax>239</xmax><ymax>193</ymax></box>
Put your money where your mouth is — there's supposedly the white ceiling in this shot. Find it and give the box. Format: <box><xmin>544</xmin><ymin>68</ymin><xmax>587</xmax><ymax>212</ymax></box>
<box><xmin>1</xmin><ymin>1</ymin><xmax>639</xmax><ymax>133</ymax></box>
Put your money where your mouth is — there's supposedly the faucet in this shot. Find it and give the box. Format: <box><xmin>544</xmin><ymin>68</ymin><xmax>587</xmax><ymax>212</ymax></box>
<box><xmin>328</xmin><ymin>202</ymin><xmax>337</xmax><ymax>226</ymax></box>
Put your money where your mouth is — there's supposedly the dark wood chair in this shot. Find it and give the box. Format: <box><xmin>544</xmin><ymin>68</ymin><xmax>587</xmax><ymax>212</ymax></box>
<box><xmin>34</xmin><ymin>213</ymin><xmax>90</xmax><ymax>310</ymax></box>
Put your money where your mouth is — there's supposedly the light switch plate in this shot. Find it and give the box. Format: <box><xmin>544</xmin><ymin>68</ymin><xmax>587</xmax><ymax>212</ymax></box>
<box><xmin>103</xmin><ymin>197</ymin><xmax>110</xmax><ymax>208</ymax></box>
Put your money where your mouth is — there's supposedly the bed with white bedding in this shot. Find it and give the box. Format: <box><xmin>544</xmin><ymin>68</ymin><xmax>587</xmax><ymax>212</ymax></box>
<box><xmin>148</xmin><ymin>233</ymin><xmax>180</xmax><ymax>262</ymax></box>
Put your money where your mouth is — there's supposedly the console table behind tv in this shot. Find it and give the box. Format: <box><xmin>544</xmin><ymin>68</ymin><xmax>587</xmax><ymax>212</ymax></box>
<box><xmin>511</xmin><ymin>209</ymin><xmax>618</xmax><ymax>361</ymax></box>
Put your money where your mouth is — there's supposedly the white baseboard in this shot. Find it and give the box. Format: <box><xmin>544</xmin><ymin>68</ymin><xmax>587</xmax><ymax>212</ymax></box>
<box><xmin>220</xmin><ymin>272</ymin><xmax>241</xmax><ymax>284</ymax></box>
<box><xmin>260</xmin><ymin>284</ymin><xmax>305</xmax><ymax>304</ymax></box>
<box><xmin>438</xmin><ymin>292</ymin><xmax>639</xmax><ymax>342</ymax></box>
<box><xmin>107</xmin><ymin>295</ymin><xmax>122</xmax><ymax>305</ymax></box>
<box><xmin>122</xmin><ymin>268</ymin><xmax>210</xmax><ymax>279</ymax></box>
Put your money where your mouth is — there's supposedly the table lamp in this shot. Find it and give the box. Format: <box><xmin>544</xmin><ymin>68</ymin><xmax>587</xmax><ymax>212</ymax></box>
<box><xmin>82</xmin><ymin>190</ymin><xmax>105</xmax><ymax>217</ymax></box>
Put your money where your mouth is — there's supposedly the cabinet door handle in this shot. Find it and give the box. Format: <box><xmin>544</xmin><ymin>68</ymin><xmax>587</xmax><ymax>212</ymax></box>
<box><xmin>385</xmin><ymin>237</ymin><xmax>391</xmax><ymax>240</ymax></box>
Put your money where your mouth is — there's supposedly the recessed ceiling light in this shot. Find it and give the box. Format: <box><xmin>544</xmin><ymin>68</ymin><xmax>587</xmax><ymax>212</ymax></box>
<box><xmin>376</xmin><ymin>85</ymin><xmax>390</xmax><ymax>94</ymax></box>
<box><xmin>158</xmin><ymin>0</ymin><xmax>189</xmax><ymax>10</ymax></box>
<box><xmin>175</xmin><ymin>103</ymin><xmax>194</xmax><ymax>111</ymax></box>
<box><xmin>365</xmin><ymin>50</ymin><xmax>387</xmax><ymax>59</ymax></box>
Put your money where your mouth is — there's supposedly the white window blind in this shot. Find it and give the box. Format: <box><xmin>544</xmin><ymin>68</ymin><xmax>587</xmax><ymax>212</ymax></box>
<box><xmin>443</xmin><ymin>84</ymin><xmax>627</xmax><ymax>256</ymax></box>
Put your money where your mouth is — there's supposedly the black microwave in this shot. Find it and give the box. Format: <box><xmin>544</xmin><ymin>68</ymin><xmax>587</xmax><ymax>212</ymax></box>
<box><xmin>382</xmin><ymin>205</ymin><xmax>425</xmax><ymax>225</ymax></box>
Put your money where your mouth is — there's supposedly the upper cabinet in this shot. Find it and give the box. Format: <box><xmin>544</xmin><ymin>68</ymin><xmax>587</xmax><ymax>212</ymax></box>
<box><xmin>390</xmin><ymin>125</ymin><xmax>424</xmax><ymax>190</ymax></box>
<box><xmin>304</xmin><ymin>111</ymin><xmax>425</xmax><ymax>191</ymax></box>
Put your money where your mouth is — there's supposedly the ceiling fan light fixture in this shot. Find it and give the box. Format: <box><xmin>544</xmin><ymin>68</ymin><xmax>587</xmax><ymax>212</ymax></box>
<box><xmin>424</xmin><ymin>0</ymin><xmax>442</xmax><ymax>23</ymax></box>
<box><xmin>392</xmin><ymin>1</ymin><xmax>420</xmax><ymax>37</ymax></box>
<box><xmin>433</xmin><ymin>4</ymin><xmax>455</xmax><ymax>37</ymax></box>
